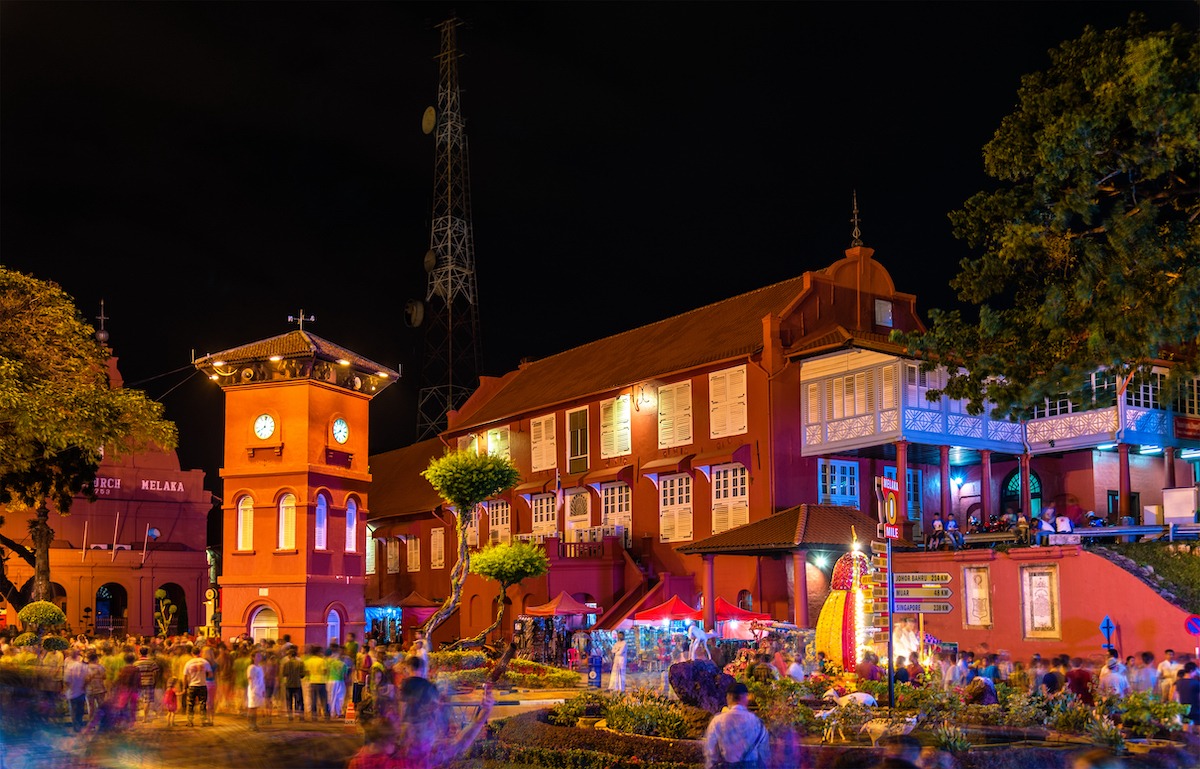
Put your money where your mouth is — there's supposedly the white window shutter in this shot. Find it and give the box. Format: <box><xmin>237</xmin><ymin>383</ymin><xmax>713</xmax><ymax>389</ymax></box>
<box><xmin>600</xmin><ymin>400</ymin><xmax>616</xmax><ymax>458</ymax></box>
<box><xmin>678</xmin><ymin>503</ymin><xmax>693</xmax><ymax>541</ymax></box>
<box><xmin>675</xmin><ymin>382</ymin><xmax>693</xmax><ymax>444</ymax></box>
<box><xmin>710</xmin><ymin>371</ymin><xmax>728</xmax><ymax>438</ymax></box>
<box><xmin>882</xmin><ymin>366</ymin><xmax>896</xmax><ymax>409</ymax></box>
<box><xmin>855</xmin><ymin>372</ymin><xmax>868</xmax><ymax>415</ymax></box>
<box><xmin>614</xmin><ymin>395</ymin><xmax>631</xmax><ymax>455</ymax></box>
<box><xmin>807</xmin><ymin>383</ymin><xmax>820</xmax><ymax>424</ymax></box>
<box><xmin>657</xmin><ymin>385</ymin><xmax>675</xmax><ymax>449</ymax></box>
<box><xmin>660</xmin><ymin>508</ymin><xmax>675</xmax><ymax>542</ymax></box>
<box><xmin>531</xmin><ymin>415</ymin><xmax>556</xmax><ymax>471</ymax></box>
<box><xmin>431</xmin><ymin>528</ymin><xmax>445</xmax><ymax>569</ymax></box>
<box><xmin>712</xmin><ymin>501</ymin><xmax>730</xmax><ymax>534</ymax></box>
<box><xmin>727</xmin><ymin>366</ymin><xmax>747</xmax><ymax>435</ymax></box>
<box><xmin>731</xmin><ymin>499</ymin><xmax>749</xmax><ymax>529</ymax></box>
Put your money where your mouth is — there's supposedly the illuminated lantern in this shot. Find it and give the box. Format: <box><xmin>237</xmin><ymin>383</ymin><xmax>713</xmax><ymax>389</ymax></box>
<box><xmin>814</xmin><ymin>549</ymin><xmax>871</xmax><ymax>671</ymax></box>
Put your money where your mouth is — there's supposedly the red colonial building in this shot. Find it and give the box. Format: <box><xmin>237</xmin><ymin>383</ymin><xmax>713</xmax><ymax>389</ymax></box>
<box><xmin>366</xmin><ymin>232</ymin><xmax>1200</xmax><ymax>657</ymax></box>
<box><xmin>0</xmin><ymin>349</ymin><xmax>212</xmax><ymax>637</ymax></box>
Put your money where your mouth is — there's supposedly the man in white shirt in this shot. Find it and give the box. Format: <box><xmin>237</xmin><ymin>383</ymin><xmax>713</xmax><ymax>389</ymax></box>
<box><xmin>1158</xmin><ymin>649</ymin><xmax>1183</xmax><ymax>701</ymax></box>
<box><xmin>62</xmin><ymin>648</ymin><xmax>89</xmax><ymax>733</ymax></box>
<box><xmin>182</xmin><ymin>645</ymin><xmax>214</xmax><ymax>727</ymax></box>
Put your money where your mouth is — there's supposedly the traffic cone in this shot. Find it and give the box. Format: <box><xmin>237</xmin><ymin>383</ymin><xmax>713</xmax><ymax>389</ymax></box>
<box><xmin>344</xmin><ymin>696</ymin><xmax>356</xmax><ymax>728</ymax></box>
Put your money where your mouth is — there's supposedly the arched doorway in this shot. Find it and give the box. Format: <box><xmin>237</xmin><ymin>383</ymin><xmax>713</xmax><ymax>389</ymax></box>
<box><xmin>250</xmin><ymin>606</ymin><xmax>279</xmax><ymax>642</ymax></box>
<box><xmin>156</xmin><ymin>582</ymin><xmax>188</xmax><ymax>636</ymax></box>
<box><xmin>95</xmin><ymin>583</ymin><xmax>128</xmax><ymax>637</ymax></box>
<box><xmin>737</xmin><ymin>589</ymin><xmax>753</xmax><ymax>611</ymax></box>
<box><xmin>326</xmin><ymin>608</ymin><xmax>341</xmax><ymax>646</ymax></box>
<box><xmin>1002</xmin><ymin>469</ymin><xmax>1043</xmax><ymax>517</ymax></box>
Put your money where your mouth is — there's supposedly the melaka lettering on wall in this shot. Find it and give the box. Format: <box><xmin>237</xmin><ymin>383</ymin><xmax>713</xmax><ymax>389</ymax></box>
<box><xmin>92</xmin><ymin>476</ymin><xmax>187</xmax><ymax>496</ymax></box>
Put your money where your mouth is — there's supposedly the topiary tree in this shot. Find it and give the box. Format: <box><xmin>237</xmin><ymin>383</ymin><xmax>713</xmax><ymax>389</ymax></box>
<box><xmin>467</xmin><ymin>540</ymin><xmax>549</xmax><ymax>645</ymax></box>
<box><xmin>153</xmin><ymin>588</ymin><xmax>178</xmax><ymax>637</ymax></box>
<box><xmin>17</xmin><ymin>599</ymin><xmax>66</xmax><ymax>650</ymax></box>
<box><xmin>419</xmin><ymin>449</ymin><xmax>521</xmax><ymax>639</ymax></box>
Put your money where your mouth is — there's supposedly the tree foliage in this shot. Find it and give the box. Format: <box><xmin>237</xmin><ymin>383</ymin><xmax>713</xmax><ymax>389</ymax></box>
<box><xmin>470</xmin><ymin>539</ymin><xmax>550</xmax><ymax>589</ymax></box>
<box><xmin>894</xmin><ymin>14</ymin><xmax>1199</xmax><ymax>419</ymax></box>
<box><xmin>0</xmin><ymin>267</ymin><xmax>178</xmax><ymax>603</ymax></box>
<box><xmin>419</xmin><ymin>449</ymin><xmax>521</xmax><ymax>638</ymax></box>
<box><xmin>467</xmin><ymin>539</ymin><xmax>550</xmax><ymax>643</ymax></box>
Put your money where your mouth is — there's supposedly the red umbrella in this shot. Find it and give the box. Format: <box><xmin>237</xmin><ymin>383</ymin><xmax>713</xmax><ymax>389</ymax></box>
<box><xmin>632</xmin><ymin>595</ymin><xmax>702</xmax><ymax>623</ymax></box>
<box><xmin>713</xmin><ymin>596</ymin><xmax>771</xmax><ymax>622</ymax></box>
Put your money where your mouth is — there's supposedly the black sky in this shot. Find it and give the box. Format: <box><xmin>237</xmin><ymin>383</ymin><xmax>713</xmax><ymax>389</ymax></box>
<box><xmin>2</xmin><ymin>1</ymin><xmax>1197</xmax><ymax>503</ymax></box>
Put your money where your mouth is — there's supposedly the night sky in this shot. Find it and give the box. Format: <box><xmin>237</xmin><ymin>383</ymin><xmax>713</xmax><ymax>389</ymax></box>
<box><xmin>3</xmin><ymin>1</ymin><xmax>1196</xmax><ymax>504</ymax></box>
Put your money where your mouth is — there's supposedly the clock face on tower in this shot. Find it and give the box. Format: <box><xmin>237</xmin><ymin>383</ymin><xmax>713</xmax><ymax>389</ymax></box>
<box><xmin>332</xmin><ymin>418</ymin><xmax>349</xmax><ymax>444</ymax></box>
<box><xmin>254</xmin><ymin>414</ymin><xmax>276</xmax><ymax>440</ymax></box>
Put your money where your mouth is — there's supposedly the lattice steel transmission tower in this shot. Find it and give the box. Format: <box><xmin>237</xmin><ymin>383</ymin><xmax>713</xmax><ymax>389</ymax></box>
<box><xmin>411</xmin><ymin>16</ymin><xmax>482</xmax><ymax>441</ymax></box>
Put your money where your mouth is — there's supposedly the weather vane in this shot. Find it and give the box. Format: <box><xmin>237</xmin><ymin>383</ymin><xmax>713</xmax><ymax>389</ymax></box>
<box><xmin>850</xmin><ymin>190</ymin><xmax>863</xmax><ymax>248</ymax></box>
<box><xmin>287</xmin><ymin>310</ymin><xmax>315</xmax><ymax>330</ymax></box>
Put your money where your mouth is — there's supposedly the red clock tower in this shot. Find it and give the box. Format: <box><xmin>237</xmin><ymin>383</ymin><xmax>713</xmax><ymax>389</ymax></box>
<box><xmin>195</xmin><ymin>327</ymin><xmax>398</xmax><ymax>645</ymax></box>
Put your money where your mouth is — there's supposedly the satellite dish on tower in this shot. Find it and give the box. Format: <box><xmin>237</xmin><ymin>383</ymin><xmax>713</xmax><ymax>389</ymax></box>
<box><xmin>404</xmin><ymin>299</ymin><xmax>425</xmax><ymax>328</ymax></box>
<box><xmin>423</xmin><ymin>249</ymin><xmax>437</xmax><ymax>273</ymax></box>
<box><xmin>421</xmin><ymin>106</ymin><xmax>437</xmax><ymax>135</ymax></box>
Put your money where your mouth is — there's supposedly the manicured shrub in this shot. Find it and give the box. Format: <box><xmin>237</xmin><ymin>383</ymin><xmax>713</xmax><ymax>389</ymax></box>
<box><xmin>605</xmin><ymin>691</ymin><xmax>689</xmax><ymax>739</ymax></box>
<box><xmin>547</xmin><ymin>691</ymin><xmax>619</xmax><ymax>726</ymax></box>
<box><xmin>493</xmin><ymin>709</ymin><xmax>704</xmax><ymax>765</ymax></box>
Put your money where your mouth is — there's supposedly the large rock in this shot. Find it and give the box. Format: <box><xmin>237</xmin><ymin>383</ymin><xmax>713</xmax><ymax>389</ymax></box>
<box><xmin>668</xmin><ymin>659</ymin><xmax>735</xmax><ymax>713</ymax></box>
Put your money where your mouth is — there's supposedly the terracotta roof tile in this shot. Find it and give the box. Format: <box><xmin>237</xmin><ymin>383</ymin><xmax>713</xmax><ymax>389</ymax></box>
<box><xmin>195</xmin><ymin>330</ymin><xmax>399</xmax><ymax>377</ymax></box>
<box><xmin>367</xmin><ymin>438</ymin><xmax>448</xmax><ymax>521</ymax></box>
<box><xmin>452</xmin><ymin>276</ymin><xmax>809</xmax><ymax>429</ymax></box>
<box><xmin>787</xmin><ymin>326</ymin><xmax>907</xmax><ymax>357</ymax></box>
<box><xmin>677</xmin><ymin>504</ymin><xmax>908</xmax><ymax>555</ymax></box>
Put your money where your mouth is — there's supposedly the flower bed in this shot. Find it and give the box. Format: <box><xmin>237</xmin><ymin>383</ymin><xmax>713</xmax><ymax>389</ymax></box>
<box><xmin>431</xmin><ymin>650</ymin><xmax>582</xmax><ymax>689</ymax></box>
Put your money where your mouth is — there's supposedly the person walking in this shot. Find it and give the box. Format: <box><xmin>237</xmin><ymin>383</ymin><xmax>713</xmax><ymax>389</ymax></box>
<box><xmin>608</xmin><ymin>631</ymin><xmax>628</xmax><ymax>693</ymax></box>
<box><xmin>327</xmin><ymin>645</ymin><xmax>348</xmax><ymax>719</ymax></box>
<box><xmin>134</xmin><ymin>646</ymin><xmax>161</xmax><ymax>723</ymax></box>
<box><xmin>703</xmin><ymin>681</ymin><xmax>770</xmax><ymax>769</ymax></box>
<box><xmin>281</xmin><ymin>646</ymin><xmax>307</xmax><ymax>721</ymax></box>
<box><xmin>182</xmin><ymin>645</ymin><xmax>214</xmax><ymax>727</ymax></box>
<box><xmin>1158</xmin><ymin>649</ymin><xmax>1183</xmax><ymax>701</ymax></box>
<box><xmin>246</xmin><ymin>651</ymin><xmax>266</xmax><ymax>732</ymax></box>
<box><xmin>304</xmin><ymin>645</ymin><xmax>330</xmax><ymax>721</ymax></box>
<box><xmin>63</xmin><ymin>648</ymin><xmax>89</xmax><ymax>733</ymax></box>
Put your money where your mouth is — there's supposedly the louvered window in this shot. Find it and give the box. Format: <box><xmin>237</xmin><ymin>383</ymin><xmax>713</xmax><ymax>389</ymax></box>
<box><xmin>277</xmin><ymin>493</ymin><xmax>296</xmax><ymax>550</ymax></box>
<box><xmin>431</xmin><ymin>527</ymin><xmax>445</xmax><ymax>569</ymax></box>
<box><xmin>531</xmin><ymin>493</ymin><xmax>557</xmax><ymax>535</ymax></box>
<box><xmin>487</xmin><ymin>427</ymin><xmax>511</xmax><ymax>460</ymax></box>
<box><xmin>601</xmin><ymin>482</ymin><xmax>632</xmax><ymax>547</ymax></box>
<box><xmin>488</xmin><ymin>500</ymin><xmax>511</xmax><ymax>544</ymax></box>
<box><xmin>709</xmin><ymin>365</ymin><xmax>748</xmax><ymax>438</ymax></box>
<box><xmin>236</xmin><ymin>496</ymin><xmax>254</xmax><ymax>551</ymax></box>
<box><xmin>365</xmin><ymin>525</ymin><xmax>377</xmax><ymax>574</ymax></box>
<box><xmin>345</xmin><ymin>499</ymin><xmax>357</xmax><ymax>553</ymax></box>
<box><xmin>711</xmin><ymin>463</ymin><xmax>749</xmax><ymax>535</ymax></box>
<box><xmin>406</xmin><ymin>535</ymin><xmax>421</xmax><ymax>572</ymax></box>
<box><xmin>657</xmin><ymin>381</ymin><xmax>693</xmax><ymax>449</ymax></box>
<box><xmin>314</xmin><ymin>495</ymin><xmax>328</xmax><ymax>550</ymax></box>
<box><xmin>600</xmin><ymin>396</ymin><xmax>632</xmax><ymax>458</ymax></box>
<box><xmin>659</xmin><ymin>473</ymin><xmax>693</xmax><ymax>543</ymax></box>
<box><xmin>530</xmin><ymin>414</ymin><xmax>556</xmax><ymax>472</ymax></box>
<box><xmin>386</xmin><ymin>537</ymin><xmax>399</xmax><ymax>574</ymax></box>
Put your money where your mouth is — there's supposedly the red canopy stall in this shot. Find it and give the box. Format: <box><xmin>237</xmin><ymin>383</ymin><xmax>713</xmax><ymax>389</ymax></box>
<box><xmin>632</xmin><ymin>595</ymin><xmax>703</xmax><ymax>623</ymax></box>
<box><xmin>713</xmin><ymin>596</ymin><xmax>771</xmax><ymax>622</ymax></box>
<box><xmin>524</xmin><ymin>591</ymin><xmax>601</xmax><ymax>617</ymax></box>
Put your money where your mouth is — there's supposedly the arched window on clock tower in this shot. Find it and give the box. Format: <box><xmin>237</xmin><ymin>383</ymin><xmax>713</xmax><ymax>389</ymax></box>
<box><xmin>315</xmin><ymin>494</ymin><xmax>328</xmax><ymax>550</ymax></box>
<box><xmin>278</xmin><ymin>493</ymin><xmax>296</xmax><ymax>550</ymax></box>
<box><xmin>236</xmin><ymin>496</ymin><xmax>254</xmax><ymax>551</ymax></box>
<box><xmin>345</xmin><ymin>499</ymin><xmax>358</xmax><ymax>553</ymax></box>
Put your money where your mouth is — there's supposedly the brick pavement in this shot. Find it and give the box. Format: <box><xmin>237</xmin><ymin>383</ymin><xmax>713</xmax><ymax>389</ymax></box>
<box><xmin>0</xmin><ymin>684</ymin><xmax>600</xmax><ymax>769</ymax></box>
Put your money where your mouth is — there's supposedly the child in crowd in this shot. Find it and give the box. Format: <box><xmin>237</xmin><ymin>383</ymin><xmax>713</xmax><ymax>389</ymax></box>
<box><xmin>163</xmin><ymin>677</ymin><xmax>179</xmax><ymax>726</ymax></box>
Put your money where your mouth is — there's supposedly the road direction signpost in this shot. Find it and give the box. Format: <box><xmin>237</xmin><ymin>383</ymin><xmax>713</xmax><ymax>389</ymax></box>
<box><xmin>893</xmin><ymin>572</ymin><xmax>952</xmax><ymax>585</ymax></box>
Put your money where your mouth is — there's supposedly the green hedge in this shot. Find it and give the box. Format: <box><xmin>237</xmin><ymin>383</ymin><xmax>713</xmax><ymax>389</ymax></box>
<box><xmin>438</xmin><ymin>665</ymin><xmax>581</xmax><ymax>689</ymax></box>
<box><xmin>493</xmin><ymin>709</ymin><xmax>704</xmax><ymax>766</ymax></box>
